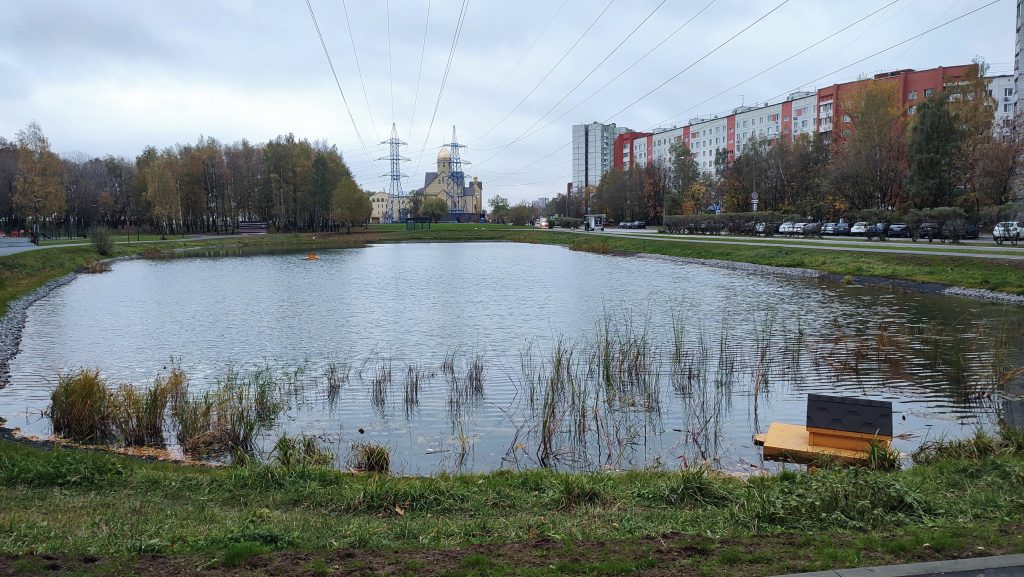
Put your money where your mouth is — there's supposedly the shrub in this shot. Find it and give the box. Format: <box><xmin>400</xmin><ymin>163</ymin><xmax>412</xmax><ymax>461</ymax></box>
<box><xmin>551</xmin><ymin>216</ymin><xmax>582</xmax><ymax>229</ymax></box>
<box><xmin>90</xmin><ymin>225</ymin><xmax>114</xmax><ymax>256</ymax></box>
<box><xmin>350</xmin><ymin>443</ymin><xmax>390</xmax><ymax>473</ymax></box>
<box><xmin>568</xmin><ymin>238</ymin><xmax>610</xmax><ymax>254</ymax></box>
<box><xmin>82</xmin><ymin>261</ymin><xmax>111</xmax><ymax>274</ymax></box>
<box><xmin>108</xmin><ymin>372</ymin><xmax>183</xmax><ymax>446</ymax></box>
<box><xmin>911</xmin><ymin>427</ymin><xmax>1023</xmax><ymax>465</ymax></box>
<box><xmin>271</xmin><ymin>433</ymin><xmax>335</xmax><ymax>469</ymax></box>
<box><xmin>50</xmin><ymin>369</ymin><xmax>112</xmax><ymax>443</ymax></box>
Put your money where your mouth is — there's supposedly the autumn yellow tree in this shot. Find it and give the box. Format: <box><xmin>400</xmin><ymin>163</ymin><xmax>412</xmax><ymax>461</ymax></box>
<box><xmin>831</xmin><ymin>81</ymin><xmax>907</xmax><ymax>210</ymax></box>
<box><xmin>13</xmin><ymin>121</ymin><xmax>64</xmax><ymax>223</ymax></box>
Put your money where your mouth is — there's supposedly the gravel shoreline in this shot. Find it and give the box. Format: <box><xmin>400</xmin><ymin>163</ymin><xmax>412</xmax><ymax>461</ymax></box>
<box><xmin>637</xmin><ymin>252</ymin><xmax>1024</xmax><ymax>305</ymax></box>
<box><xmin>639</xmin><ymin>252</ymin><xmax>824</xmax><ymax>279</ymax></box>
<box><xmin>0</xmin><ymin>272</ymin><xmax>78</xmax><ymax>388</ymax></box>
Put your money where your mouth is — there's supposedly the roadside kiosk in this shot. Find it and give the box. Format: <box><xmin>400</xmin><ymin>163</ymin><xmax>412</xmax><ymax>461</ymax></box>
<box><xmin>584</xmin><ymin>214</ymin><xmax>606</xmax><ymax>232</ymax></box>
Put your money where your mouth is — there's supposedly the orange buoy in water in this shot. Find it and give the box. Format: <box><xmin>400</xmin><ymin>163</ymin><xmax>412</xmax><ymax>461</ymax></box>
<box><xmin>305</xmin><ymin>251</ymin><xmax>319</xmax><ymax>261</ymax></box>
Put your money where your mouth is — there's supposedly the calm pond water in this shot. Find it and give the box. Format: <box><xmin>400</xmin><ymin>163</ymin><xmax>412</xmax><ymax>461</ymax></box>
<box><xmin>3</xmin><ymin>242</ymin><xmax>1023</xmax><ymax>473</ymax></box>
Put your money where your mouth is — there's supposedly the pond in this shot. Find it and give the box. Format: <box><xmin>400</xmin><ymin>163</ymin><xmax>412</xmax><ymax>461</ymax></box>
<box><xmin>2</xmin><ymin>242</ymin><xmax>1023</xmax><ymax>473</ymax></box>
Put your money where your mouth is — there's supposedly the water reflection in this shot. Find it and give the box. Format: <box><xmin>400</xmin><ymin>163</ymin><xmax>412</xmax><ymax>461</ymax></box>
<box><xmin>2</xmin><ymin>242</ymin><xmax>1022</xmax><ymax>473</ymax></box>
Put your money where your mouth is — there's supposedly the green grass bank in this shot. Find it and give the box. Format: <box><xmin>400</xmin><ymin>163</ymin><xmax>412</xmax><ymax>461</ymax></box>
<box><xmin>0</xmin><ymin>435</ymin><xmax>1023</xmax><ymax>576</ymax></box>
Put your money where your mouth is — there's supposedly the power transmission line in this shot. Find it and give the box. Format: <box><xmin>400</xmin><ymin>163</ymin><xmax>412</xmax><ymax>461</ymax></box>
<box><xmin>340</xmin><ymin>0</ymin><xmax>380</xmax><ymax>141</ymax></box>
<box><xmin>604</xmin><ymin>0</ymin><xmax>792</xmax><ymax>123</ymax></box>
<box><xmin>472</xmin><ymin>0</ymin><xmax>669</xmax><ymax>168</ymax></box>
<box><xmin>462</xmin><ymin>0</ymin><xmax>570</xmax><ymax>124</ymax></box>
<box><xmin>652</xmin><ymin>0</ymin><xmax>900</xmax><ymax>128</ymax></box>
<box><xmin>386</xmin><ymin>0</ymin><xmax>395</xmax><ymax>122</ymax></box>
<box><xmin>486</xmin><ymin>0</ymin><xmax>1000</xmax><ymax>189</ymax></box>
<box><xmin>482</xmin><ymin>0</ymin><xmax>787</xmax><ymax>181</ymax></box>
<box><xmin>414</xmin><ymin>0</ymin><xmax>470</xmax><ymax>175</ymax></box>
<box><xmin>407</xmin><ymin>0</ymin><xmax>432</xmax><ymax>141</ymax></box>
<box><xmin>472</xmin><ymin>0</ymin><xmax>716</xmax><ymax>154</ymax></box>
<box><xmin>470</xmin><ymin>0</ymin><xmax>617</xmax><ymax>145</ymax></box>
<box><xmin>303</xmin><ymin>0</ymin><xmax>377</xmax><ymax>168</ymax></box>
<box><xmin>758</xmin><ymin>0</ymin><xmax>1000</xmax><ymax>108</ymax></box>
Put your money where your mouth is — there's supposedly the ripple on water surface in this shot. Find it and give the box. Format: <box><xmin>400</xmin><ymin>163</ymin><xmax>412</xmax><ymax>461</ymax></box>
<box><xmin>3</xmin><ymin>242</ymin><xmax>1022</xmax><ymax>473</ymax></box>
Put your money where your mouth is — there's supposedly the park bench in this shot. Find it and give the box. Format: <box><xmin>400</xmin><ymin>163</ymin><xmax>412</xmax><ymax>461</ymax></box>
<box><xmin>754</xmin><ymin>394</ymin><xmax>893</xmax><ymax>464</ymax></box>
<box><xmin>238</xmin><ymin>221</ymin><xmax>268</xmax><ymax>235</ymax></box>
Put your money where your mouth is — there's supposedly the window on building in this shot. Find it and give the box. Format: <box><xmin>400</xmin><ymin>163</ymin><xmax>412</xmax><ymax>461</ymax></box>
<box><xmin>783</xmin><ymin>116</ymin><xmax>789</xmax><ymax>122</ymax></box>
<box><xmin>1007</xmin><ymin>87</ymin><xmax>1015</xmax><ymax>97</ymax></box>
<box><xmin>924</xmin><ymin>88</ymin><xmax>935</xmax><ymax>97</ymax></box>
<box><xmin>1005</xmin><ymin>103</ymin><xmax>1013</xmax><ymax>113</ymax></box>
<box><xmin>908</xmin><ymin>105</ymin><xmax>916</xmax><ymax>115</ymax></box>
<box><xmin>908</xmin><ymin>90</ymin><xmax>917</xmax><ymax>100</ymax></box>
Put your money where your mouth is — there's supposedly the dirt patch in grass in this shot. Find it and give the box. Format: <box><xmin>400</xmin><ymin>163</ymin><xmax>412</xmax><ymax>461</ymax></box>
<box><xmin>2</xmin><ymin>527</ymin><xmax>1021</xmax><ymax>577</ymax></box>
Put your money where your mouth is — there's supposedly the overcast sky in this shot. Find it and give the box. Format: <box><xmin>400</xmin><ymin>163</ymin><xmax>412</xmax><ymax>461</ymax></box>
<box><xmin>0</xmin><ymin>0</ymin><xmax>1014</xmax><ymax>203</ymax></box>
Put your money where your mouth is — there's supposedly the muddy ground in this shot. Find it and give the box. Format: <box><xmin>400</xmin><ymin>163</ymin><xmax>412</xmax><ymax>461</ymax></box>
<box><xmin>1</xmin><ymin>530</ymin><xmax>1020</xmax><ymax>577</ymax></box>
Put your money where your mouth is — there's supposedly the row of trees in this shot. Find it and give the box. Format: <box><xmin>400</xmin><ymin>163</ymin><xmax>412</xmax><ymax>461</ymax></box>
<box><xmin>584</xmin><ymin>61</ymin><xmax>1022</xmax><ymax>224</ymax></box>
<box><xmin>0</xmin><ymin>122</ymin><xmax>371</xmax><ymax>237</ymax></box>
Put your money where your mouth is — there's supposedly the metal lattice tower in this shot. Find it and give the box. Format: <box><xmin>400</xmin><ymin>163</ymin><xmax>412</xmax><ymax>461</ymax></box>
<box><xmin>442</xmin><ymin>126</ymin><xmax>469</xmax><ymax>222</ymax></box>
<box><xmin>379</xmin><ymin>123</ymin><xmax>409</xmax><ymax>223</ymax></box>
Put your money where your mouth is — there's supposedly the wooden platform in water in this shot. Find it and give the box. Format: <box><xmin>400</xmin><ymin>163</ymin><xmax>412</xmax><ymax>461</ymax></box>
<box><xmin>754</xmin><ymin>423</ymin><xmax>883</xmax><ymax>465</ymax></box>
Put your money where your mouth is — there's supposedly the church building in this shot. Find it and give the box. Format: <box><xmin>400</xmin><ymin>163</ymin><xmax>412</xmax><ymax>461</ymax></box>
<box><xmin>369</xmin><ymin>146</ymin><xmax>484</xmax><ymax>223</ymax></box>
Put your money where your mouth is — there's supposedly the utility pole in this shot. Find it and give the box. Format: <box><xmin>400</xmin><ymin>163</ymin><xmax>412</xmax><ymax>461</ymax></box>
<box><xmin>751</xmin><ymin>144</ymin><xmax>758</xmax><ymax>212</ymax></box>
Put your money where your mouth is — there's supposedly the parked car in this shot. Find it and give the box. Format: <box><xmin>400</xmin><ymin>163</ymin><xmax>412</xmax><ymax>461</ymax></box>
<box><xmin>850</xmin><ymin>222</ymin><xmax>869</xmax><ymax>236</ymax></box>
<box><xmin>791</xmin><ymin>222</ymin><xmax>808</xmax><ymax>236</ymax></box>
<box><xmin>964</xmin><ymin>222</ymin><xmax>979</xmax><ymax>240</ymax></box>
<box><xmin>632</xmin><ymin>221</ymin><xmax>646</xmax><ymax>229</ymax></box>
<box><xmin>833</xmin><ymin>222</ymin><xmax>851</xmax><ymax>236</ymax></box>
<box><xmin>864</xmin><ymin>222</ymin><xmax>888</xmax><ymax>240</ymax></box>
<box><xmin>778</xmin><ymin>221</ymin><xmax>794</xmax><ymax>235</ymax></box>
<box><xmin>821</xmin><ymin>222</ymin><xmax>837</xmax><ymax>236</ymax></box>
<box><xmin>618</xmin><ymin>221</ymin><xmax>634</xmax><ymax>229</ymax></box>
<box><xmin>887</xmin><ymin>223</ymin><xmax>909</xmax><ymax>238</ymax></box>
<box><xmin>802</xmin><ymin>222</ymin><xmax>822</xmax><ymax>236</ymax></box>
<box><xmin>918</xmin><ymin>221</ymin><xmax>940</xmax><ymax>241</ymax></box>
<box><xmin>993</xmin><ymin>221</ymin><xmax>1022</xmax><ymax>245</ymax></box>
<box><xmin>535</xmin><ymin>217</ymin><xmax>549</xmax><ymax>229</ymax></box>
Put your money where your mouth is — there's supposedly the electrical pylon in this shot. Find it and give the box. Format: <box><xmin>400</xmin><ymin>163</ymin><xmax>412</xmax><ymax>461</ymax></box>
<box><xmin>442</xmin><ymin>126</ymin><xmax>469</xmax><ymax>222</ymax></box>
<box><xmin>379</xmin><ymin>123</ymin><xmax>408</xmax><ymax>223</ymax></box>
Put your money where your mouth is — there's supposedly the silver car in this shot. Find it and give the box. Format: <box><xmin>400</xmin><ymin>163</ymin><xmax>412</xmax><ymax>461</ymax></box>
<box><xmin>993</xmin><ymin>221</ymin><xmax>1021</xmax><ymax>245</ymax></box>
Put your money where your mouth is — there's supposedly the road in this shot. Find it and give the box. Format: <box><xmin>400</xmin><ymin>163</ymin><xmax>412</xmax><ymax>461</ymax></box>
<box><xmin>564</xmin><ymin>228</ymin><xmax>1024</xmax><ymax>260</ymax></box>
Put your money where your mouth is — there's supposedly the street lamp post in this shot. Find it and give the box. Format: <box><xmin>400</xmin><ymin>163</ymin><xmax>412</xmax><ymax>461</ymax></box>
<box><xmin>32</xmin><ymin>197</ymin><xmax>42</xmax><ymax>245</ymax></box>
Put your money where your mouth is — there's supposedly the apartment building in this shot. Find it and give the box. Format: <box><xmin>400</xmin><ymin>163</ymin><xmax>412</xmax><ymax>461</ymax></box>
<box><xmin>613</xmin><ymin>65</ymin><xmax>1012</xmax><ymax>176</ymax></box>
<box><xmin>571</xmin><ymin>122</ymin><xmax>630</xmax><ymax>191</ymax></box>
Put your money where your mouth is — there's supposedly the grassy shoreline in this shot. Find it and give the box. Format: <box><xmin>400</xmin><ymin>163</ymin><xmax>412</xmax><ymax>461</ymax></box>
<box><xmin>3</xmin><ymin>228</ymin><xmax>1024</xmax><ymax>575</ymax></box>
<box><xmin>1</xmin><ymin>437</ymin><xmax>1023</xmax><ymax>575</ymax></box>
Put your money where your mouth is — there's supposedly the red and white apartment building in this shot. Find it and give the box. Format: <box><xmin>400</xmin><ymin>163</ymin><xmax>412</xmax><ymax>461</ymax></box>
<box><xmin>612</xmin><ymin>65</ymin><xmax>1016</xmax><ymax>176</ymax></box>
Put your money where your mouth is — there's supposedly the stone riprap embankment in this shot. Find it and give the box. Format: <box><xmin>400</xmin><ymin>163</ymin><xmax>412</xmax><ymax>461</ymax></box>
<box><xmin>0</xmin><ymin>273</ymin><xmax>77</xmax><ymax>387</ymax></box>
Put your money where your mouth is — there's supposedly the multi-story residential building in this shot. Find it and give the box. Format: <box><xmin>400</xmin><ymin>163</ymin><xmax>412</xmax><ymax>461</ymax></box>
<box><xmin>571</xmin><ymin>122</ymin><xmax>630</xmax><ymax>192</ymax></box>
<box><xmin>989</xmin><ymin>74</ymin><xmax>1016</xmax><ymax>133</ymax></box>
<box><xmin>613</xmin><ymin>65</ymin><xmax>1012</xmax><ymax>176</ymax></box>
<box><xmin>1016</xmin><ymin>0</ymin><xmax>1023</xmax><ymax>114</ymax></box>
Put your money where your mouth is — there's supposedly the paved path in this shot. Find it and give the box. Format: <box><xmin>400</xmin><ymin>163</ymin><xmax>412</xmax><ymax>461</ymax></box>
<box><xmin>564</xmin><ymin>229</ymin><xmax>1024</xmax><ymax>260</ymax></box>
<box><xmin>772</xmin><ymin>553</ymin><xmax>1024</xmax><ymax>576</ymax></box>
<box><xmin>0</xmin><ymin>236</ymin><xmax>218</xmax><ymax>258</ymax></box>
<box><xmin>0</xmin><ymin>238</ymin><xmax>36</xmax><ymax>257</ymax></box>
